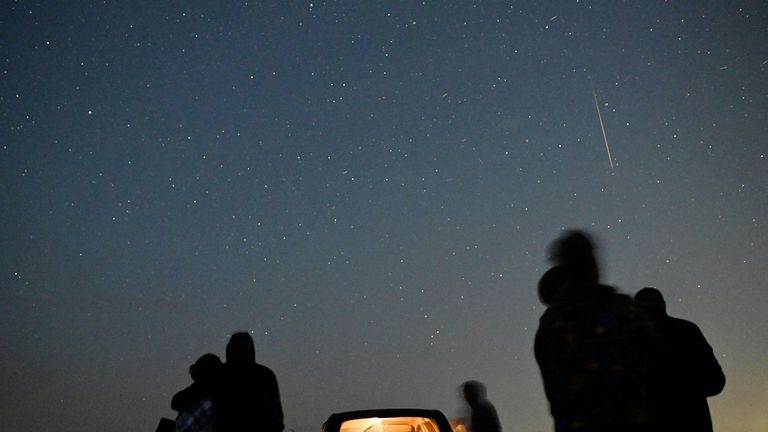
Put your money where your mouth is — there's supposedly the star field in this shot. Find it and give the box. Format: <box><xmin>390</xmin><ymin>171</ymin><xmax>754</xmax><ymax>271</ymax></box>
<box><xmin>1</xmin><ymin>2</ymin><xmax>767</xmax><ymax>432</ymax></box>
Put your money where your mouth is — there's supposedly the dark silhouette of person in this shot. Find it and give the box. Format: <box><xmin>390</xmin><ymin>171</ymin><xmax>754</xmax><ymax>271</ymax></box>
<box><xmin>216</xmin><ymin>332</ymin><xmax>284</xmax><ymax>432</ymax></box>
<box><xmin>461</xmin><ymin>381</ymin><xmax>502</xmax><ymax>432</ymax></box>
<box><xmin>155</xmin><ymin>417</ymin><xmax>176</xmax><ymax>432</ymax></box>
<box><xmin>537</xmin><ymin>264</ymin><xmax>570</xmax><ymax>306</ymax></box>
<box><xmin>534</xmin><ymin>230</ymin><xmax>653</xmax><ymax>432</ymax></box>
<box><xmin>172</xmin><ymin>353</ymin><xmax>223</xmax><ymax>411</ymax></box>
<box><xmin>172</xmin><ymin>353</ymin><xmax>222</xmax><ymax>432</ymax></box>
<box><xmin>634</xmin><ymin>287</ymin><xmax>725</xmax><ymax>432</ymax></box>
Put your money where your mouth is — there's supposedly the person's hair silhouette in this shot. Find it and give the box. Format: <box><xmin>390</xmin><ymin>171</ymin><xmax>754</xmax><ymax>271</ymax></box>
<box><xmin>547</xmin><ymin>229</ymin><xmax>599</xmax><ymax>284</ymax></box>
<box><xmin>190</xmin><ymin>353</ymin><xmax>222</xmax><ymax>387</ymax></box>
<box><xmin>537</xmin><ymin>264</ymin><xmax>569</xmax><ymax>306</ymax></box>
<box><xmin>634</xmin><ymin>287</ymin><xmax>725</xmax><ymax>432</ymax></box>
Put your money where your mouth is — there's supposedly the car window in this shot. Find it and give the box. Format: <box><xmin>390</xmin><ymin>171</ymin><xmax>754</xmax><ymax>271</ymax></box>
<box><xmin>340</xmin><ymin>417</ymin><xmax>441</xmax><ymax>432</ymax></box>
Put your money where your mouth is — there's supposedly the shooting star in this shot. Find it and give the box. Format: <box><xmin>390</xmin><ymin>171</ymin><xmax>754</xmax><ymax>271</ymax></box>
<box><xmin>592</xmin><ymin>90</ymin><xmax>615</xmax><ymax>171</ymax></box>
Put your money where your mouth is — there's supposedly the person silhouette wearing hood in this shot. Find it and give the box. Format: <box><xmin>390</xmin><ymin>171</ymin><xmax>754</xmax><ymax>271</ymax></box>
<box><xmin>216</xmin><ymin>332</ymin><xmax>284</xmax><ymax>432</ymax></box>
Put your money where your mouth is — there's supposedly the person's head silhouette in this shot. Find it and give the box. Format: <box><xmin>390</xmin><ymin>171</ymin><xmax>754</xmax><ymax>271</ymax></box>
<box><xmin>538</xmin><ymin>265</ymin><xmax>569</xmax><ymax>306</ymax></box>
<box><xmin>462</xmin><ymin>380</ymin><xmax>487</xmax><ymax>405</ymax></box>
<box><xmin>226</xmin><ymin>332</ymin><xmax>256</xmax><ymax>365</ymax></box>
<box><xmin>548</xmin><ymin>230</ymin><xmax>599</xmax><ymax>284</ymax></box>
<box><xmin>634</xmin><ymin>287</ymin><xmax>667</xmax><ymax>315</ymax></box>
<box><xmin>190</xmin><ymin>353</ymin><xmax>222</xmax><ymax>386</ymax></box>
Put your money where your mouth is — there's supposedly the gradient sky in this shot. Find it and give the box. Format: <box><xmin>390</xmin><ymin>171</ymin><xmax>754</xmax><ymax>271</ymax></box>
<box><xmin>1</xmin><ymin>1</ymin><xmax>767</xmax><ymax>432</ymax></box>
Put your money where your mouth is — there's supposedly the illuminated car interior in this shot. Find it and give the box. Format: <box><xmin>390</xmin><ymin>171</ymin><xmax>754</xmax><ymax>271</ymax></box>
<box><xmin>340</xmin><ymin>417</ymin><xmax>441</xmax><ymax>432</ymax></box>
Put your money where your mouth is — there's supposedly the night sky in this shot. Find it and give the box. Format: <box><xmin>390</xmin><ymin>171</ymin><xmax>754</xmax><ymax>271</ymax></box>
<box><xmin>1</xmin><ymin>1</ymin><xmax>767</xmax><ymax>431</ymax></box>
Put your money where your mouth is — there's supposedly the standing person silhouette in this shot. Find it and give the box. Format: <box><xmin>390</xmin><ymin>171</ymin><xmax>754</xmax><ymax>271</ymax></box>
<box><xmin>460</xmin><ymin>381</ymin><xmax>502</xmax><ymax>432</ymax></box>
<box><xmin>534</xmin><ymin>230</ymin><xmax>653</xmax><ymax>432</ymax></box>
<box><xmin>634</xmin><ymin>287</ymin><xmax>725</xmax><ymax>432</ymax></box>
<box><xmin>217</xmin><ymin>332</ymin><xmax>284</xmax><ymax>432</ymax></box>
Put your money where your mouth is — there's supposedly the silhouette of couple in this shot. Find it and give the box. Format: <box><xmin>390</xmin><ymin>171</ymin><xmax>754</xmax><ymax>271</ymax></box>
<box><xmin>160</xmin><ymin>332</ymin><xmax>284</xmax><ymax>432</ymax></box>
<box><xmin>535</xmin><ymin>230</ymin><xmax>725</xmax><ymax>432</ymax></box>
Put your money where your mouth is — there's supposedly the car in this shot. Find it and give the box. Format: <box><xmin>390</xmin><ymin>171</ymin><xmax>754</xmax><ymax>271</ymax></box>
<box><xmin>322</xmin><ymin>409</ymin><xmax>453</xmax><ymax>432</ymax></box>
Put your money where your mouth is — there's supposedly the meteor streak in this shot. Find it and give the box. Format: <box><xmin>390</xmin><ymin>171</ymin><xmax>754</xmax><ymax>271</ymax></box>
<box><xmin>592</xmin><ymin>90</ymin><xmax>615</xmax><ymax>171</ymax></box>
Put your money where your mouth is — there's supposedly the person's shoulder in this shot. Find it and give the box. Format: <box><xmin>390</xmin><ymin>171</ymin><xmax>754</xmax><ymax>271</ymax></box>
<box><xmin>253</xmin><ymin>362</ymin><xmax>277</xmax><ymax>376</ymax></box>
<box><xmin>601</xmin><ymin>287</ymin><xmax>640</xmax><ymax>313</ymax></box>
<box><xmin>482</xmin><ymin>399</ymin><xmax>499</xmax><ymax>415</ymax></box>
<box><xmin>601</xmin><ymin>285</ymin><xmax>632</xmax><ymax>303</ymax></box>
<box><xmin>667</xmin><ymin>315</ymin><xmax>702</xmax><ymax>333</ymax></box>
<box><xmin>539</xmin><ymin>306</ymin><xmax>556</xmax><ymax>321</ymax></box>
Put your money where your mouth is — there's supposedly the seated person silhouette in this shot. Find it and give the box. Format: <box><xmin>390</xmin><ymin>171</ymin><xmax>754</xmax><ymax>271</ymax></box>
<box><xmin>172</xmin><ymin>353</ymin><xmax>222</xmax><ymax>432</ymax></box>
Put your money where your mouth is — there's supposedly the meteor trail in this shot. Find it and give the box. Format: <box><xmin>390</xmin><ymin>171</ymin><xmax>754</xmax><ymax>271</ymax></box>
<box><xmin>592</xmin><ymin>90</ymin><xmax>615</xmax><ymax>171</ymax></box>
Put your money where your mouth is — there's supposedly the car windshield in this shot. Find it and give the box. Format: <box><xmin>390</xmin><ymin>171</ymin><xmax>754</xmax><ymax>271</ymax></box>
<box><xmin>340</xmin><ymin>417</ymin><xmax>441</xmax><ymax>432</ymax></box>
